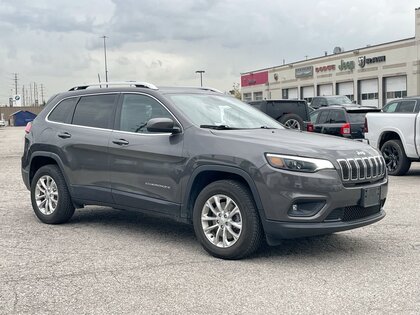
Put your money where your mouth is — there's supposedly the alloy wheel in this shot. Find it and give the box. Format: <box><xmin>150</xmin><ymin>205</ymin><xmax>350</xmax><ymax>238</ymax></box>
<box><xmin>284</xmin><ymin>119</ymin><xmax>301</xmax><ymax>129</ymax></box>
<box><xmin>382</xmin><ymin>144</ymin><xmax>400</xmax><ymax>172</ymax></box>
<box><xmin>201</xmin><ymin>194</ymin><xmax>242</xmax><ymax>248</ymax></box>
<box><xmin>35</xmin><ymin>175</ymin><xmax>59</xmax><ymax>215</ymax></box>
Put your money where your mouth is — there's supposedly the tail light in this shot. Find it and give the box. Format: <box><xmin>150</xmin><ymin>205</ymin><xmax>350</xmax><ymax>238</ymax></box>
<box><xmin>24</xmin><ymin>122</ymin><xmax>32</xmax><ymax>134</ymax></box>
<box><xmin>340</xmin><ymin>123</ymin><xmax>351</xmax><ymax>135</ymax></box>
<box><xmin>306</xmin><ymin>122</ymin><xmax>314</xmax><ymax>132</ymax></box>
<box><xmin>363</xmin><ymin>117</ymin><xmax>368</xmax><ymax>133</ymax></box>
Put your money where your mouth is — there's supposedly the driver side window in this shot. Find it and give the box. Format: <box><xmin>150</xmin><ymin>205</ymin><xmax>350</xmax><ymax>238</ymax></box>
<box><xmin>119</xmin><ymin>94</ymin><xmax>173</xmax><ymax>133</ymax></box>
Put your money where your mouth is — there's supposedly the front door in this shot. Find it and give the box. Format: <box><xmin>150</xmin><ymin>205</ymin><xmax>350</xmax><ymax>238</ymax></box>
<box><xmin>109</xmin><ymin>93</ymin><xmax>185</xmax><ymax>215</ymax></box>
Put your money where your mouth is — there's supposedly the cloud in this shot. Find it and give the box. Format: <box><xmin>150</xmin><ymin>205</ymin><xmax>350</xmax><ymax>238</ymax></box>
<box><xmin>0</xmin><ymin>0</ymin><xmax>419</xmax><ymax>103</ymax></box>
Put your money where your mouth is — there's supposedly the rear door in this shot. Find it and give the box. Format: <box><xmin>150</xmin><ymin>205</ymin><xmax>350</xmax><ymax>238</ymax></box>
<box><xmin>108</xmin><ymin>93</ymin><xmax>185</xmax><ymax>215</ymax></box>
<box><xmin>49</xmin><ymin>93</ymin><xmax>118</xmax><ymax>203</ymax></box>
<box><xmin>322</xmin><ymin>109</ymin><xmax>347</xmax><ymax>136</ymax></box>
<box><xmin>313</xmin><ymin>109</ymin><xmax>330</xmax><ymax>133</ymax></box>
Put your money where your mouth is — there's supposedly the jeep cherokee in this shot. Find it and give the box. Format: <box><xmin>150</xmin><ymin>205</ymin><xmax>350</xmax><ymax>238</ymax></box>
<box><xmin>22</xmin><ymin>82</ymin><xmax>388</xmax><ymax>259</ymax></box>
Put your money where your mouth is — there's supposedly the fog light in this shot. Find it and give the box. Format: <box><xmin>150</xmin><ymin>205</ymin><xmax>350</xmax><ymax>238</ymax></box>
<box><xmin>288</xmin><ymin>200</ymin><xmax>325</xmax><ymax>217</ymax></box>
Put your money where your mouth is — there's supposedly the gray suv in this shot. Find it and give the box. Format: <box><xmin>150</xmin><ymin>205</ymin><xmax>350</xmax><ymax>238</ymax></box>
<box><xmin>21</xmin><ymin>82</ymin><xmax>388</xmax><ymax>259</ymax></box>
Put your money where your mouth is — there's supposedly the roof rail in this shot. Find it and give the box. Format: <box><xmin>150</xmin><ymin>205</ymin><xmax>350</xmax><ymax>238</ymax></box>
<box><xmin>177</xmin><ymin>86</ymin><xmax>223</xmax><ymax>93</ymax></box>
<box><xmin>68</xmin><ymin>81</ymin><xmax>158</xmax><ymax>91</ymax></box>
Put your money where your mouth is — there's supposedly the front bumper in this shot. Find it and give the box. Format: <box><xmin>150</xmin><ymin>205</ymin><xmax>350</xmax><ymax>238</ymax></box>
<box><xmin>264</xmin><ymin>210</ymin><xmax>385</xmax><ymax>245</ymax></box>
<box><xmin>255</xmin><ymin>164</ymin><xmax>388</xmax><ymax>243</ymax></box>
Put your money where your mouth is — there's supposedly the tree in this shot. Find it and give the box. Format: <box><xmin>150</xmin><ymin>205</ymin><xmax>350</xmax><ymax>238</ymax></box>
<box><xmin>229</xmin><ymin>83</ymin><xmax>241</xmax><ymax>100</ymax></box>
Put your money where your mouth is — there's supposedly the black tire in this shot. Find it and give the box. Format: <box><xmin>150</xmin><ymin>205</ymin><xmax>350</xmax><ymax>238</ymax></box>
<box><xmin>381</xmin><ymin>139</ymin><xmax>411</xmax><ymax>176</ymax></box>
<box><xmin>30</xmin><ymin>164</ymin><xmax>75</xmax><ymax>224</ymax></box>
<box><xmin>279</xmin><ymin>114</ymin><xmax>304</xmax><ymax>130</ymax></box>
<box><xmin>193</xmin><ymin>180</ymin><xmax>263</xmax><ymax>260</ymax></box>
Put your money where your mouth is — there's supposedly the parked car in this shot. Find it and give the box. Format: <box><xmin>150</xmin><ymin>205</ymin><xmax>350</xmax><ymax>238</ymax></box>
<box><xmin>309</xmin><ymin>106</ymin><xmax>381</xmax><ymax>139</ymax></box>
<box><xmin>310</xmin><ymin>95</ymin><xmax>355</xmax><ymax>109</ymax></box>
<box><xmin>365</xmin><ymin>97</ymin><xmax>420</xmax><ymax>175</ymax></box>
<box><xmin>247</xmin><ymin>99</ymin><xmax>310</xmax><ymax>130</ymax></box>
<box><xmin>22</xmin><ymin>82</ymin><xmax>388</xmax><ymax>259</ymax></box>
<box><xmin>0</xmin><ymin>119</ymin><xmax>5</xmax><ymax>127</ymax></box>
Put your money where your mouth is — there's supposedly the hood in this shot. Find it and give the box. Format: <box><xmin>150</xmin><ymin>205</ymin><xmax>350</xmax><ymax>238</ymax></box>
<box><xmin>210</xmin><ymin>128</ymin><xmax>379</xmax><ymax>161</ymax></box>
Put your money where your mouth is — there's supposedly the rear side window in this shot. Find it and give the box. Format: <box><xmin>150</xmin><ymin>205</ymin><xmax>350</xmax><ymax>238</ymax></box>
<box><xmin>328</xmin><ymin>110</ymin><xmax>346</xmax><ymax>123</ymax></box>
<box><xmin>48</xmin><ymin>98</ymin><xmax>78</xmax><ymax>124</ymax></box>
<box><xmin>318</xmin><ymin>110</ymin><xmax>330</xmax><ymax>123</ymax></box>
<box><xmin>72</xmin><ymin>94</ymin><xmax>117</xmax><ymax>129</ymax></box>
<box><xmin>310</xmin><ymin>111</ymin><xmax>320</xmax><ymax>123</ymax></box>
<box><xmin>118</xmin><ymin>94</ymin><xmax>173</xmax><ymax>133</ymax></box>
<box><xmin>397</xmin><ymin>100</ymin><xmax>416</xmax><ymax>113</ymax></box>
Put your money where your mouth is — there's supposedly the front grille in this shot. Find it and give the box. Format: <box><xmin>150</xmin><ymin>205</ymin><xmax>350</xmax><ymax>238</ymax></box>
<box><xmin>325</xmin><ymin>205</ymin><xmax>381</xmax><ymax>222</ymax></box>
<box><xmin>342</xmin><ymin>205</ymin><xmax>381</xmax><ymax>221</ymax></box>
<box><xmin>337</xmin><ymin>156</ymin><xmax>385</xmax><ymax>182</ymax></box>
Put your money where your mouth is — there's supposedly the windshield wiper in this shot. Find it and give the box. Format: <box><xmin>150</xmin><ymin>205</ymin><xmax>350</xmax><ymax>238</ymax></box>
<box><xmin>200</xmin><ymin>124</ymin><xmax>238</xmax><ymax>130</ymax></box>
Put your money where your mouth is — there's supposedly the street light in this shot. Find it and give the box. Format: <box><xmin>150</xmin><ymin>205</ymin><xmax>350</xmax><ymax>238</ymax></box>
<box><xmin>195</xmin><ymin>70</ymin><xmax>205</xmax><ymax>87</ymax></box>
<box><xmin>101</xmin><ymin>35</ymin><xmax>109</xmax><ymax>84</ymax></box>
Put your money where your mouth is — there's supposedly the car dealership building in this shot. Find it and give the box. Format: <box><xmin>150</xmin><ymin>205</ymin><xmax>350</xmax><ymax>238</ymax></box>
<box><xmin>241</xmin><ymin>8</ymin><xmax>420</xmax><ymax>108</ymax></box>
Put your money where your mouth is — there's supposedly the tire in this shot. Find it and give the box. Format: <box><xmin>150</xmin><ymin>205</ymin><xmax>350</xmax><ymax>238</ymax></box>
<box><xmin>380</xmin><ymin>140</ymin><xmax>411</xmax><ymax>176</ymax></box>
<box><xmin>30</xmin><ymin>164</ymin><xmax>75</xmax><ymax>224</ymax></box>
<box><xmin>279</xmin><ymin>114</ymin><xmax>304</xmax><ymax>130</ymax></box>
<box><xmin>193</xmin><ymin>180</ymin><xmax>263</xmax><ymax>260</ymax></box>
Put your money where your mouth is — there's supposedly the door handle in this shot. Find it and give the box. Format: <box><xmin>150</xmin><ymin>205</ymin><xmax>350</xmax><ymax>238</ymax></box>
<box><xmin>112</xmin><ymin>139</ymin><xmax>129</xmax><ymax>146</ymax></box>
<box><xmin>58</xmin><ymin>132</ymin><xmax>71</xmax><ymax>139</ymax></box>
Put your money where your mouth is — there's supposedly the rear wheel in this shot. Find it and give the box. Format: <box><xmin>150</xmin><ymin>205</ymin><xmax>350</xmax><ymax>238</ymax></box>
<box><xmin>31</xmin><ymin>165</ymin><xmax>75</xmax><ymax>224</ymax></box>
<box><xmin>279</xmin><ymin>114</ymin><xmax>304</xmax><ymax>130</ymax></box>
<box><xmin>381</xmin><ymin>140</ymin><xmax>411</xmax><ymax>176</ymax></box>
<box><xmin>193</xmin><ymin>180</ymin><xmax>263</xmax><ymax>259</ymax></box>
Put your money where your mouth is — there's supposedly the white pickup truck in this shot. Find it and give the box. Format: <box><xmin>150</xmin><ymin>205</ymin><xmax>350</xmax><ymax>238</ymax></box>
<box><xmin>365</xmin><ymin>97</ymin><xmax>420</xmax><ymax>175</ymax></box>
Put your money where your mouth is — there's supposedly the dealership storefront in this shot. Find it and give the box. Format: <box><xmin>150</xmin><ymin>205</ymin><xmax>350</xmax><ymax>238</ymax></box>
<box><xmin>241</xmin><ymin>9</ymin><xmax>420</xmax><ymax>108</ymax></box>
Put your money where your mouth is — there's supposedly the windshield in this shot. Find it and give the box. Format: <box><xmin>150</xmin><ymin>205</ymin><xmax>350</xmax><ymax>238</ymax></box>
<box><xmin>166</xmin><ymin>94</ymin><xmax>283</xmax><ymax>129</ymax></box>
<box><xmin>327</xmin><ymin>96</ymin><xmax>353</xmax><ymax>105</ymax></box>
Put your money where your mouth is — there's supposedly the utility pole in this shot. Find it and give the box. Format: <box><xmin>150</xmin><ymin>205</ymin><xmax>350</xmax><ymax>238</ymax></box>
<box><xmin>13</xmin><ymin>73</ymin><xmax>18</xmax><ymax>95</ymax></box>
<box><xmin>22</xmin><ymin>85</ymin><xmax>25</xmax><ymax>106</ymax></box>
<box><xmin>195</xmin><ymin>70</ymin><xmax>205</xmax><ymax>87</ymax></box>
<box><xmin>29</xmin><ymin>84</ymin><xmax>33</xmax><ymax>106</ymax></box>
<box><xmin>40</xmin><ymin>84</ymin><xmax>45</xmax><ymax>104</ymax></box>
<box><xmin>101</xmin><ymin>35</ymin><xmax>109</xmax><ymax>83</ymax></box>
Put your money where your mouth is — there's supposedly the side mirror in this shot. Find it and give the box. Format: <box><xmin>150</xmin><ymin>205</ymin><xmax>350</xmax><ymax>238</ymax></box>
<box><xmin>146</xmin><ymin>118</ymin><xmax>181</xmax><ymax>134</ymax></box>
<box><xmin>352</xmin><ymin>100</ymin><xmax>357</xmax><ymax>104</ymax></box>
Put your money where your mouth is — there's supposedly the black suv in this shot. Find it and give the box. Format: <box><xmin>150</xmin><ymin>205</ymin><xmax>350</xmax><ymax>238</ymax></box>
<box><xmin>310</xmin><ymin>95</ymin><xmax>355</xmax><ymax>109</ymax></box>
<box><xmin>309</xmin><ymin>106</ymin><xmax>381</xmax><ymax>139</ymax></box>
<box><xmin>22</xmin><ymin>82</ymin><xmax>388</xmax><ymax>259</ymax></box>
<box><xmin>247</xmin><ymin>99</ymin><xmax>310</xmax><ymax>130</ymax></box>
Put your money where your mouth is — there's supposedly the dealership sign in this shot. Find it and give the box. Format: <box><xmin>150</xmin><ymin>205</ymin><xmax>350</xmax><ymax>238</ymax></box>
<box><xmin>338</xmin><ymin>60</ymin><xmax>355</xmax><ymax>71</ymax></box>
<box><xmin>358</xmin><ymin>55</ymin><xmax>386</xmax><ymax>68</ymax></box>
<box><xmin>295</xmin><ymin>66</ymin><xmax>313</xmax><ymax>78</ymax></box>
<box><xmin>316</xmin><ymin>65</ymin><xmax>335</xmax><ymax>72</ymax></box>
<box><xmin>241</xmin><ymin>71</ymin><xmax>268</xmax><ymax>87</ymax></box>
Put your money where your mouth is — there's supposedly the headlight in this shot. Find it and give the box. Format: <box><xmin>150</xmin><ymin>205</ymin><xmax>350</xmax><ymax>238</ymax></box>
<box><xmin>265</xmin><ymin>153</ymin><xmax>334</xmax><ymax>172</ymax></box>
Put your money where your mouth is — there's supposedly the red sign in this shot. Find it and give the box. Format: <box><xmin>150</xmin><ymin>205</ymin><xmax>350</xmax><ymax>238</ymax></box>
<box><xmin>241</xmin><ymin>71</ymin><xmax>268</xmax><ymax>87</ymax></box>
<box><xmin>315</xmin><ymin>65</ymin><xmax>336</xmax><ymax>72</ymax></box>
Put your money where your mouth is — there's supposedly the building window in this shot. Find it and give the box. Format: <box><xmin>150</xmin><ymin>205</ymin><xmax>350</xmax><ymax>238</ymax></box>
<box><xmin>361</xmin><ymin>93</ymin><xmax>378</xmax><ymax>100</ymax></box>
<box><xmin>253</xmin><ymin>91</ymin><xmax>263</xmax><ymax>101</ymax></box>
<box><xmin>243</xmin><ymin>93</ymin><xmax>252</xmax><ymax>101</ymax></box>
<box><xmin>386</xmin><ymin>91</ymin><xmax>407</xmax><ymax>99</ymax></box>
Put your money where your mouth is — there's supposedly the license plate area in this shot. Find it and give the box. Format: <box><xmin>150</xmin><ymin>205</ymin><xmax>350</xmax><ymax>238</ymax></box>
<box><xmin>360</xmin><ymin>187</ymin><xmax>381</xmax><ymax>207</ymax></box>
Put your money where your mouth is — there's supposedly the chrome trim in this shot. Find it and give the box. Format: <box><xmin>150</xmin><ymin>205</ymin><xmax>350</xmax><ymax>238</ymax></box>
<box><xmin>337</xmin><ymin>156</ymin><xmax>385</xmax><ymax>182</ymax></box>
<box><xmin>68</xmin><ymin>81</ymin><xmax>158</xmax><ymax>91</ymax></box>
<box><xmin>45</xmin><ymin>92</ymin><xmax>184</xmax><ymax>135</ymax></box>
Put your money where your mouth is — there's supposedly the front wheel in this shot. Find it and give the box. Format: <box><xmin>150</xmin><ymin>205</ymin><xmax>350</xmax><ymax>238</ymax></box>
<box><xmin>381</xmin><ymin>140</ymin><xmax>411</xmax><ymax>176</ymax></box>
<box><xmin>193</xmin><ymin>180</ymin><xmax>263</xmax><ymax>259</ymax></box>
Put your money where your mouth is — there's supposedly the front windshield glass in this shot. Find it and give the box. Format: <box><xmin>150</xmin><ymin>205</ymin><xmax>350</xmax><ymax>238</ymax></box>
<box><xmin>166</xmin><ymin>94</ymin><xmax>283</xmax><ymax>129</ymax></box>
<box><xmin>327</xmin><ymin>96</ymin><xmax>353</xmax><ymax>105</ymax></box>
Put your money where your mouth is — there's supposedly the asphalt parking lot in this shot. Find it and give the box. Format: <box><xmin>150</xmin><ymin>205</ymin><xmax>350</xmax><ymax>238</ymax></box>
<box><xmin>0</xmin><ymin>126</ymin><xmax>419</xmax><ymax>314</ymax></box>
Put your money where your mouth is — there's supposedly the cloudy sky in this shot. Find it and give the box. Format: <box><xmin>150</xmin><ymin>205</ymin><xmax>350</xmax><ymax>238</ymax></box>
<box><xmin>0</xmin><ymin>0</ymin><xmax>419</xmax><ymax>103</ymax></box>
